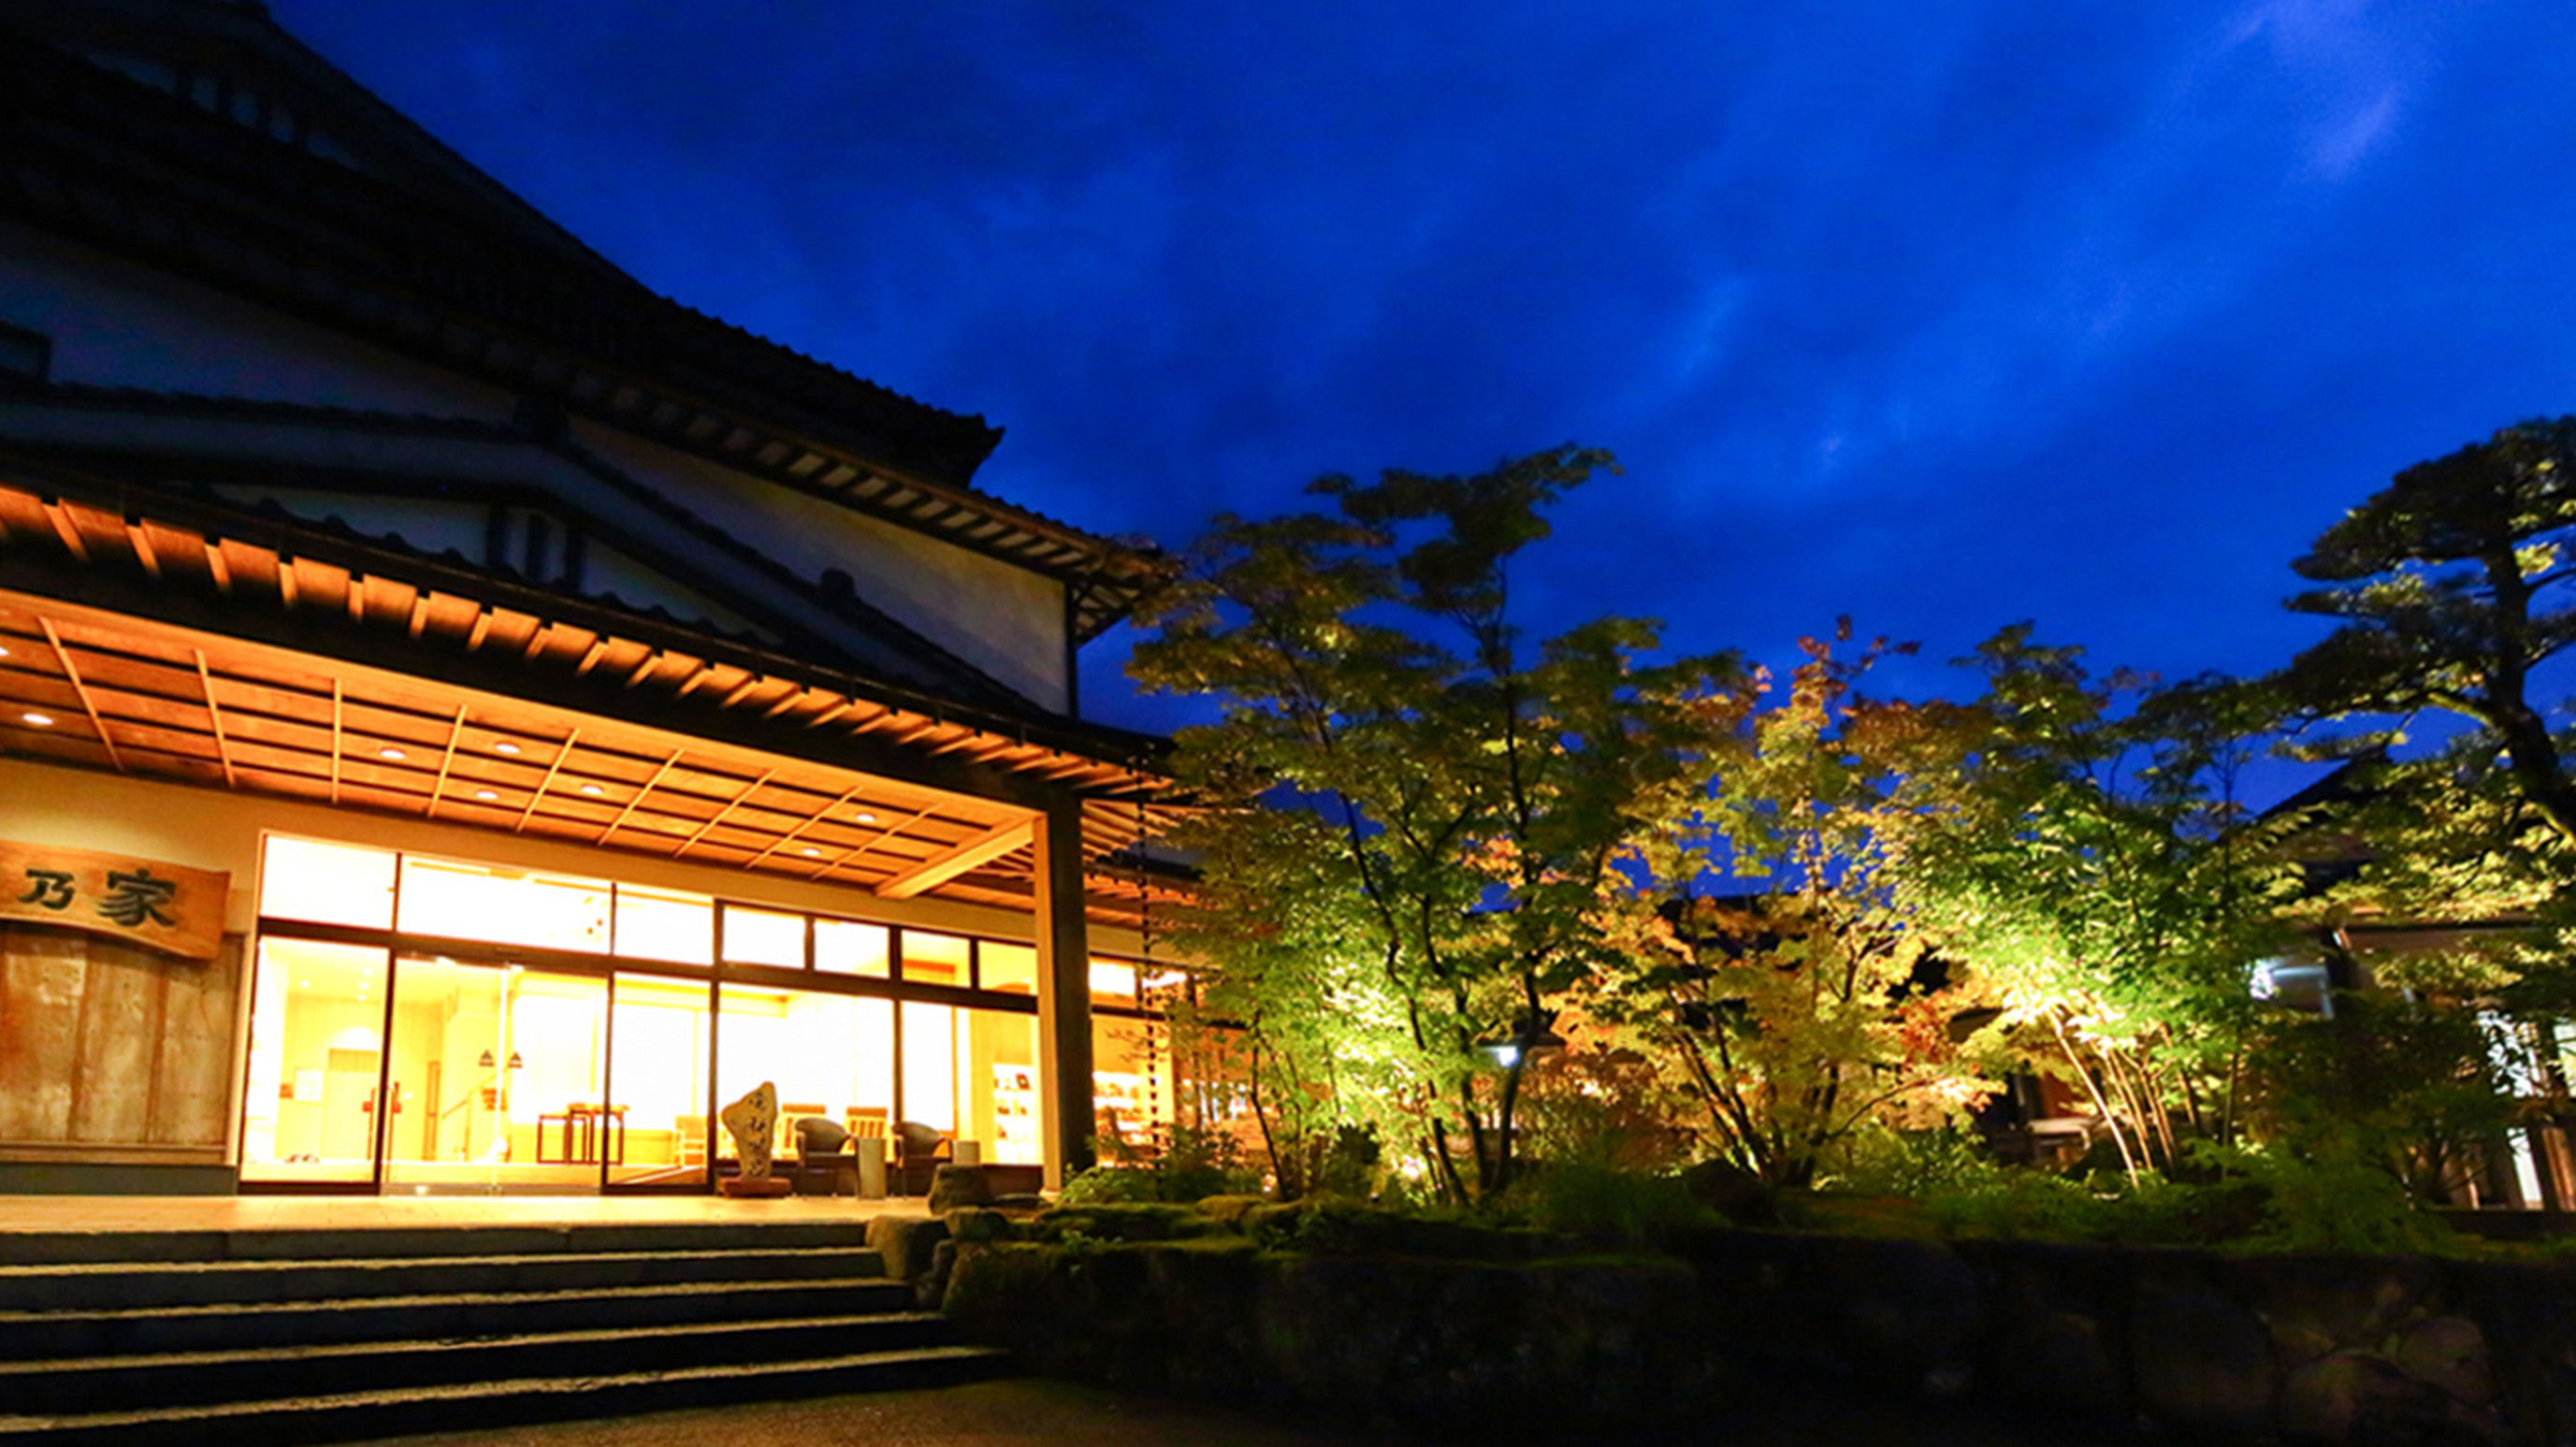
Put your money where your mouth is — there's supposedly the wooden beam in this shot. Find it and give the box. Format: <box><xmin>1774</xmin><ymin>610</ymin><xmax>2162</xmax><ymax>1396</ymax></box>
<box><xmin>671</xmin><ymin>767</ymin><xmax>775</xmax><ymax>857</ymax></box>
<box><xmin>743</xmin><ymin>779</ymin><xmax>872</xmax><ymax>872</ymax></box>
<box><xmin>875</xmin><ymin>817</ymin><xmax>1035</xmax><ymax>901</ymax></box>
<box><xmin>595</xmin><ymin>749</ymin><xmax>685</xmax><ymax>845</ymax></box>
<box><xmin>329</xmin><ymin>680</ymin><xmax>343</xmax><ymax>804</ymax></box>
<box><xmin>124</xmin><ymin>521</ymin><xmax>162</xmax><ymax>579</ymax></box>
<box><xmin>424</xmin><ymin>703</ymin><xmax>468</xmax><ymax>818</ymax></box>
<box><xmin>191</xmin><ymin>648</ymin><xmax>237</xmax><ymax>789</ymax></box>
<box><xmin>808</xmin><ymin>803</ymin><xmax>933</xmax><ymax>882</ymax></box>
<box><xmin>43</xmin><ymin>500</ymin><xmax>90</xmax><ymax>562</ymax></box>
<box><xmin>514</xmin><ymin>727</ymin><xmax>579</xmax><ymax>833</ymax></box>
<box><xmin>39</xmin><ymin>617</ymin><xmax>123</xmax><ymax>774</ymax></box>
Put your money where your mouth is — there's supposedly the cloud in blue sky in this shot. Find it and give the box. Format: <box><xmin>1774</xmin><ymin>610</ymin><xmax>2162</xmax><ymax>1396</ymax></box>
<box><xmin>279</xmin><ymin>0</ymin><xmax>2576</xmax><ymax>734</ymax></box>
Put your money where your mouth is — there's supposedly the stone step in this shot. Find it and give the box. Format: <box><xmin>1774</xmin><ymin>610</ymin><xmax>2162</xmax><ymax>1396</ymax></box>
<box><xmin>0</xmin><ymin>1245</ymin><xmax>885</xmax><ymax>1311</ymax></box>
<box><xmin>0</xmin><ymin>1342</ymin><xmax>1008</xmax><ymax>1446</ymax></box>
<box><xmin>0</xmin><ymin>1274</ymin><xmax>913</xmax><ymax>1358</ymax></box>
<box><xmin>0</xmin><ymin>1310</ymin><xmax>960</xmax><ymax>1415</ymax></box>
<box><xmin>0</xmin><ymin>1221</ymin><xmax>877</xmax><ymax>1266</ymax></box>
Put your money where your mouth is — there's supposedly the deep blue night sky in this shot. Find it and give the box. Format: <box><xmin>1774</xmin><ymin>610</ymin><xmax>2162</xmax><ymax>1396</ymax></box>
<box><xmin>273</xmin><ymin>2</ymin><xmax>2576</xmax><ymax>757</ymax></box>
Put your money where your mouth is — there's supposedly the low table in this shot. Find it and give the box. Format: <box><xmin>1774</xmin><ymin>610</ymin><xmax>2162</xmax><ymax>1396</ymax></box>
<box><xmin>534</xmin><ymin>1105</ymin><xmax>628</xmax><ymax>1165</ymax></box>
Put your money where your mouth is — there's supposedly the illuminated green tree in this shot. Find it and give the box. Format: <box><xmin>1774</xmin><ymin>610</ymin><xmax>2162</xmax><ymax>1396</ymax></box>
<box><xmin>1131</xmin><ymin>446</ymin><xmax>1738</xmax><ymax>1202</ymax></box>
<box><xmin>1889</xmin><ymin>631</ymin><xmax>2307</xmax><ymax>1179</ymax></box>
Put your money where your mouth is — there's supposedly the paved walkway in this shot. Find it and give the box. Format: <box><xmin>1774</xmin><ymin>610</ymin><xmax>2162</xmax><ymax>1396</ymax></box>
<box><xmin>366</xmin><ymin>1379</ymin><xmax>2068</xmax><ymax>1447</ymax></box>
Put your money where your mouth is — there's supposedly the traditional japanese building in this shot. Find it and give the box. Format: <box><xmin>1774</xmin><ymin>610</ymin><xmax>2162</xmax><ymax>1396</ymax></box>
<box><xmin>0</xmin><ymin>0</ymin><xmax>1188</xmax><ymax>1195</ymax></box>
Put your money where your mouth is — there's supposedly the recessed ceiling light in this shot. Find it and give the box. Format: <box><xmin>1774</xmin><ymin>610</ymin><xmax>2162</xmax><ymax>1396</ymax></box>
<box><xmin>494</xmin><ymin>741</ymin><xmax>522</xmax><ymax>756</ymax></box>
<box><xmin>378</xmin><ymin>746</ymin><xmax>405</xmax><ymax>761</ymax></box>
<box><xmin>0</xmin><ymin>644</ymin><xmax>12</xmax><ymax>658</ymax></box>
<box><xmin>21</xmin><ymin>712</ymin><xmax>52</xmax><ymax>727</ymax></box>
<box><xmin>579</xmin><ymin>782</ymin><xmax>605</xmax><ymax>797</ymax></box>
<box><xmin>800</xmin><ymin>846</ymin><xmax>821</xmax><ymax>857</ymax></box>
<box><xmin>472</xmin><ymin>789</ymin><xmax>499</xmax><ymax>802</ymax></box>
<box><xmin>854</xmin><ymin>811</ymin><xmax>878</xmax><ymax>825</ymax></box>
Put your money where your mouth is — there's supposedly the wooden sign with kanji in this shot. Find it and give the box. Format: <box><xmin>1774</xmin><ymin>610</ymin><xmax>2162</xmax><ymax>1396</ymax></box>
<box><xmin>0</xmin><ymin>841</ymin><xmax>230</xmax><ymax>960</ymax></box>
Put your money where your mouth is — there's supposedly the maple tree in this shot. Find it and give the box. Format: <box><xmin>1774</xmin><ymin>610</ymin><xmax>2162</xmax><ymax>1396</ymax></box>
<box><xmin>1130</xmin><ymin>446</ymin><xmax>1736</xmax><ymax>1202</ymax></box>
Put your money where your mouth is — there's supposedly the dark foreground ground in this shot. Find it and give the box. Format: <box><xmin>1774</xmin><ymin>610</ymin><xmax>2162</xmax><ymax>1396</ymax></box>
<box><xmin>367</xmin><ymin>1378</ymin><xmax>2085</xmax><ymax>1447</ymax></box>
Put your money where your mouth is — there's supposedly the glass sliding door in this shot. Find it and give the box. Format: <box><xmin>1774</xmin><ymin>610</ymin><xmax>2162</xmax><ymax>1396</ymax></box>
<box><xmin>383</xmin><ymin>958</ymin><xmax>607</xmax><ymax>1194</ymax></box>
<box><xmin>605</xmin><ymin>972</ymin><xmax>715</xmax><ymax>1188</ymax></box>
<box><xmin>239</xmin><ymin>937</ymin><xmax>392</xmax><ymax>1185</ymax></box>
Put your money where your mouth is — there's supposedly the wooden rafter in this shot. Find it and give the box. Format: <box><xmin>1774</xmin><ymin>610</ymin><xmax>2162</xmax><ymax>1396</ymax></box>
<box><xmin>42</xmin><ymin>499</ymin><xmax>89</xmax><ymax>562</ymax></box>
<box><xmin>329</xmin><ymin>679</ymin><xmax>343</xmax><ymax>804</ymax></box>
<box><xmin>742</xmin><ymin>779</ymin><xmax>872</xmax><ymax>872</ymax></box>
<box><xmin>124</xmin><ymin>521</ymin><xmax>162</xmax><ymax>578</ymax></box>
<box><xmin>672</xmin><ymin>767</ymin><xmax>775</xmax><ymax>857</ymax></box>
<box><xmin>810</xmin><ymin>802</ymin><xmax>935</xmax><ymax>882</ymax></box>
<box><xmin>514</xmin><ymin>727</ymin><xmax>580</xmax><ymax>832</ymax></box>
<box><xmin>424</xmin><ymin>702</ymin><xmax>468</xmax><ymax>818</ymax></box>
<box><xmin>876</xmin><ymin>817</ymin><xmax>1035</xmax><ymax>901</ymax></box>
<box><xmin>38</xmin><ymin>618</ymin><xmax>122</xmax><ymax>773</ymax></box>
<box><xmin>595</xmin><ymin>749</ymin><xmax>685</xmax><ymax>845</ymax></box>
<box><xmin>191</xmin><ymin>648</ymin><xmax>238</xmax><ymax>789</ymax></box>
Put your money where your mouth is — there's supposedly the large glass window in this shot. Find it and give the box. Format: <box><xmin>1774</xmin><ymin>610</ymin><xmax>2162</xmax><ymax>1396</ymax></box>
<box><xmin>252</xmin><ymin>832</ymin><xmax>1108</xmax><ymax>1194</ymax></box>
<box><xmin>963</xmin><ymin>1008</ymin><xmax>1042</xmax><ymax>1165</ymax></box>
<box><xmin>615</xmin><ymin>887</ymin><xmax>714</xmax><ymax>965</ymax></box>
<box><xmin>716</xmin><ymin>983</ymin><xmax>894</xmax><ymax>1164</ymax></box>
<box><xmin>816</xmin><ymin>919</ymin><xmax>890</xmax><ymax>977</ymax></box>
<box><xmin>382</xmin><ymin>959</ymin><xmax>608</xmax><ymax>1194</ymax></box>
<box><xmin>259</xmin><ymin>836</ymin><xmax>395</xmax><ymax>929</ymax></box>
<box><xmin>239</xmin><ymin>937</ymin><xmax>390</xmax><ymax>1184</ymax></box>
<box><xmin>398</xmin><ymin>857</ymin><xmax>610</xmax><ymax>953</ymax></box>
<box><xmin>606</xmin><ymin>973</ymin><xmax>715</xmax><ymax>1186</ymax></box>
<box><xmin>1094</xmin><ymin>1014</ymin><xmax>1173</xmax><ymax>1154</ymax></box>
<box><xmin>980</xmin><ymin>942</ymin><xmax>1037</xmax><ymax>995</ymax></box>
<box><xmin>721</xmin><ymin>905</ymin><xmax>805</xmax><ymax>968</ymax></box>
<box><xmin>903</xmin><ymin>932</ymin><xmax>971</xmax><ymax>986</ymax></box>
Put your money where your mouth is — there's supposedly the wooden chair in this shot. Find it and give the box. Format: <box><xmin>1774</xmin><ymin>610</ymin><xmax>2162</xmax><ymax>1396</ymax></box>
<box><xmin>674</xmin><ymin>1113</ymin><xmax>707</xmax><ymax>1170</ymax></box>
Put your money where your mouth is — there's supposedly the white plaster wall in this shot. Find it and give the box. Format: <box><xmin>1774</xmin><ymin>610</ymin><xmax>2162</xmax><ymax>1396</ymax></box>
<box><xmin>0</xmin><ymin>219</ymin><xmax>516</xmax><ymax>420</ymax></box>
<box><xmin>571</xmin><ymin>421</ymin><xmax>1071</xmax><ymax>712</ymax></box>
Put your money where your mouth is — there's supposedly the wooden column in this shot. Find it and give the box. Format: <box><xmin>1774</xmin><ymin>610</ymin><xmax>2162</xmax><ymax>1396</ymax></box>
<box><xmin>1032</xmin><ymin>798</ymin><xmax>1093</xmax><ymax>1189</ymax></box>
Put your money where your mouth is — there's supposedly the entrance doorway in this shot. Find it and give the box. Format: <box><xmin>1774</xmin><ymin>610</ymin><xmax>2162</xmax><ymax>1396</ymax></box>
<box><xmin>384</xmin><ymin>958</ymin><xmax>608</xmax><ymax>1195</ymax></box>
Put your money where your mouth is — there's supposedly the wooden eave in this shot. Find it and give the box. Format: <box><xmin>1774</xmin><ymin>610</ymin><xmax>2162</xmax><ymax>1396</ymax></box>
<box><xmin>0</xmin><ymin>483</ymin><xmax>1190</xmax><ymax>924</ymax></box>
<box><xmin>0</xmin><ymin>25</ymin><xmax>1177</xmax><ymax>641</ymax></box>
<box><xmin>0</xmin><ymin>586</ymin><xmax>1185</xmax><ymax>928</ymax></box>
<box><xmin>0</xmin><ymin>478</ymin><xmax>1170</xmax><ymax>798</ymax></box>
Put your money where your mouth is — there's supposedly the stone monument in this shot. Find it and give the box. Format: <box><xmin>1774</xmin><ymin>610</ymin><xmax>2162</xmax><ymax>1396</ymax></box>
<box><xmin>717</xmin><ymin>1080</ymin><xmax>791</xmax><ymax>1198</ymax></box>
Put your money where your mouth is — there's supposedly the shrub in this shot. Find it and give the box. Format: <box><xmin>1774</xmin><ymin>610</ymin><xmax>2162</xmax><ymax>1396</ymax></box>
<box><xmin>1061</xmin><ymin>1125</ymin><xmax>1262</xmax><ymax>1206</ymax></box>
<box><xmin>1507</xmin><ymin>1164</ymin><xmax>1715</xmax><ymax>1245</ymax></box>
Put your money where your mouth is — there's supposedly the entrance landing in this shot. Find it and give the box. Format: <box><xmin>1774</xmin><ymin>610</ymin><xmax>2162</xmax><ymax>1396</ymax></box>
<box><xmin>0</xmin><ymin>1193</ymin><xmax>925</xmax><ymax>1237</ymax></box>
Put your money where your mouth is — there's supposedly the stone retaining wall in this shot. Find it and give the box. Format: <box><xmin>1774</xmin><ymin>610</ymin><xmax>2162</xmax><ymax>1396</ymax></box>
<box><xmin>937</xmin><ymin>1223</ymin><xmax>2576</xmax><ymax>1444</ymax></box>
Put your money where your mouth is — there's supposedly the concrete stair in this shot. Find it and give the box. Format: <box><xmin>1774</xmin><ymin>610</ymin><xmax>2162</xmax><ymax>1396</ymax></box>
<box><xmin>0</xmin><ymin>1221</ymin><xmax>1005</xmax><ymax>1444</ymax></box>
